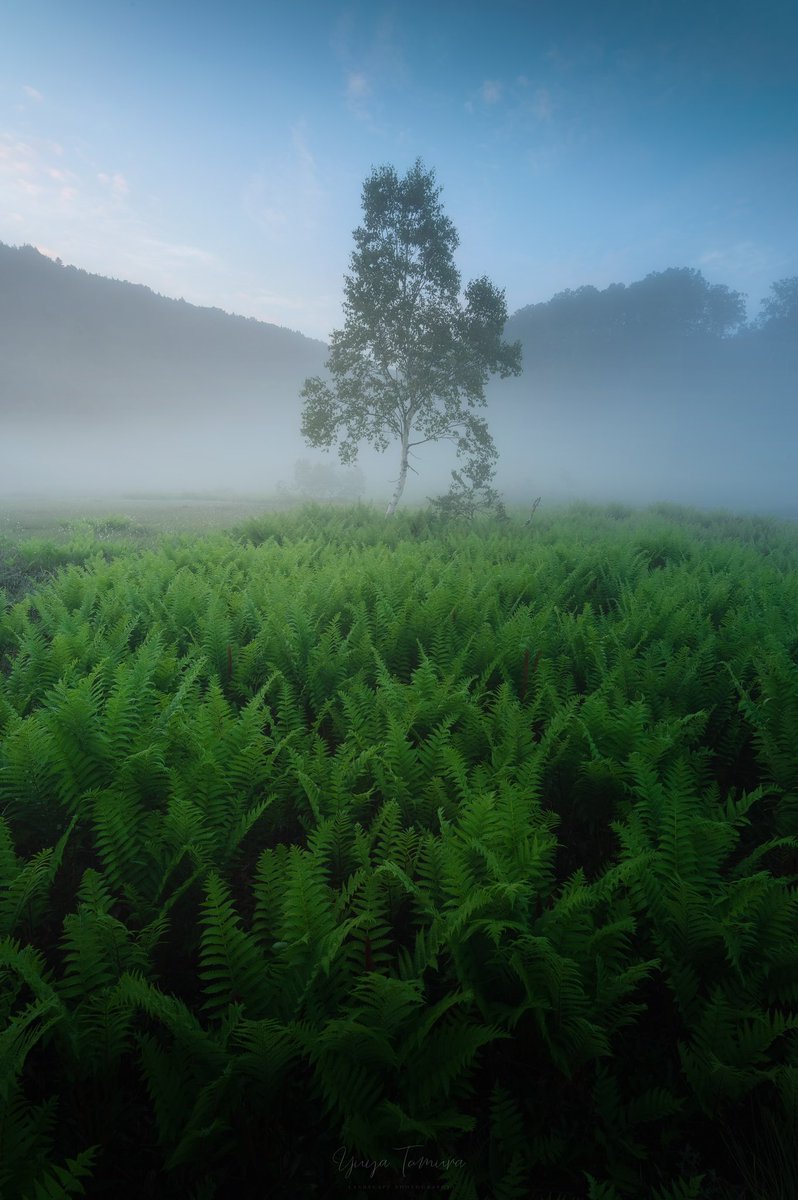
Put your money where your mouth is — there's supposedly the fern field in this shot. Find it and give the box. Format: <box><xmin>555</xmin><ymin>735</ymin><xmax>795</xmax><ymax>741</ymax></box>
<box><xmin>1</xmin><ymin>501</ymin><xmax>798</xmax><ymax>1198</ymax></box>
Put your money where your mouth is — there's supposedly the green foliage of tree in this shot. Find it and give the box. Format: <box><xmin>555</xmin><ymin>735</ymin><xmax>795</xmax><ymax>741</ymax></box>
<box><xmin>510</xmin><ymin>267</ymin><xmax>747</xmax><ymax>365</ymax></box>
<box><xmin>300</xmin><ymin>159</ymin><xmax>522</xmax><ymax>515</ymax></box>
<box><xmin>759</xmin><ymin>276</ymin><xmax>798</xmax><ymax>331</ymax></box>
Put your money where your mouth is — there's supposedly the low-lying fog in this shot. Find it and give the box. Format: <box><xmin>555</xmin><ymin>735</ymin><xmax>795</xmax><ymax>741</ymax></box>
<box><xmin>1</xmin><ymin>385</ymin><xmax>794</xmax><ymax>520</ymax></box>
<box><xmin>1</xmin><ymin>248</ymin><xmax>794</xmax><ymax>520</ymax></box>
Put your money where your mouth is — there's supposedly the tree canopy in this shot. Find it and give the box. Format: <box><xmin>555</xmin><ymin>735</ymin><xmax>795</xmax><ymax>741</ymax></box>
<box><xmin>300</xmin><ymin>159</ymin><xmax>522</xmax><ymax>515</ymax></box>
<box><xmin>509</xmin><ymin>267</ymin><xmax>747</xmax><ymax>366</ymax></box>
<box><xmin>759</xmin><ymin>276</ymin><xmax>798</xmax><ymax>333</ymax></box>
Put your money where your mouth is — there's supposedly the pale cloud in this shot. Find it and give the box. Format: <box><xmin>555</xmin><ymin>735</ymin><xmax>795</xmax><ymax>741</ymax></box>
<box><xmin>0</xmin><ymin>135</ymin><xmax>81</xmax><ymax>199</ymax></box>
<box><xmin>229</xmin><ymin>282</ymin><xmax>339</xmax><ymax>340</ymax></box>
<box><xmin>532</xmin><ymin>87</ymin><xmax>553</xmax><ymax>120</ymax></box>
<box><xmin>98</xmin><ymin>171</ymin><xmax>129</xmax><ymax>195</ymax></box>
<box><xmin>525</xmin><ymin>146</ymin><xmax>562</xmax><ymax>176</ymax></box>
<box><xmin>0</xmin><ymin>135</ymin><xmax>128</xmax><ymax>223</ymax></box>
<box><xmin>332</xmin><ymin>10</ymin><xmax>407</xmax><ymax>127</ymax></box>
<box><xmin>0</xmin><ymin>137</ymin><xmax>87</xmax><ymax>214</ymax></box>
<box><xmin>253</xmin><ymin>206</ymin><xmax>288</xmax><ymax>229</ymax></box>
<box><xmin>292</xmin><ymin>124</ymin><xmax>317</xmax><ymax>181</ymax></box>
<box><xmin>22</xmin><ymin>84</ymin><xmax>43</xmax><ymax>102</ymax></box>
<box><xmin>346</xmin><ymin>72</ymin><xmax>370</xmax><ymax>100</ymax></box>
<box><xmin>140</xmin><ymin>237</ymin><xmax>216</xmax><ymax>267</ymax></box>
<box><xmin>696</xmin><ymin>240</ymin><xmax>788</xmax><ymax>308</ymax></box>
<box><xmin>697</xmin><ymin>240</ymin><xmax>776</xmax><ymax>277</ymax></box>
<box><xmin>236</xmin><ymin>285</ymin><xmax>309</xmax><ymax>314</ymax></box>
<box><xmin>470</xmin><ymin>77</ymin><xmax>556</xmax><ymax>126</ymax></box>
<box><xmin>0</xmin><ymin>136</ymin><xmax>37</xmax><ymax>178</ymax></box>
<box><xmin>242</xmin><ymin>175</ymin><xmax>283</xmax><ymax>232</ymax></box>
<box><xmin>243</xmin><ymin>123</ymin><xmax>323</xmax><ymax>239</ymax></box>
<box><xmin>344</xmin><ymin>70</ymin><xmax>377</xmax><ymax>122</ymax></box>
<box><xmin>0</xmin><ymin>131</ymin><xmax>218</xmax><ymax>306</ymax></box>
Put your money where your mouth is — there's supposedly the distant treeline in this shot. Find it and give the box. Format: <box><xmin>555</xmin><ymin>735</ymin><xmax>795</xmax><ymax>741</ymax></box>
<box><xmin>507</xmin><ymin>267</ymin><xmax>797</xmax><ymax>367</ymax></box>
<box><xmin>1</xmin><ymin>242</ymin><xmax>795</xmax><ymax>429</ymax></box>
<box><xmin>492</xmin><ymin>267</ymin><xmax>797</xmax><ymax>467</ymax></box>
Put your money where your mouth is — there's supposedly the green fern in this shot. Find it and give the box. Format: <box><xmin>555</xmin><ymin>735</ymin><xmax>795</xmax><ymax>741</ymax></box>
<box><xmin>199</xmin><ymin>872</ymin><xmax>270</xmax><ymax>1018</ymax></box>
<box><xmin>22</xmin><ymin>1145</ymin><xmax>98</xmax><ymax>1200</ymax></box>
<box><xmin>0</xmin><ymin>816</ymin><xmax>76</xmax><ymax>939</ymax></box>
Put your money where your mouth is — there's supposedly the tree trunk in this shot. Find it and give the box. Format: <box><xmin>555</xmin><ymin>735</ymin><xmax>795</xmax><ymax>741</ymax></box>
<box><xmin>385</xmin><ymin>425</ymin><xmax>411</xmax><ymax>516</ymax></box>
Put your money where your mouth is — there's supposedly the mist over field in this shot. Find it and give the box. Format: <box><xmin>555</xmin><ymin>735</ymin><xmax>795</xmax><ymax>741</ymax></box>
<box><xmin>2</xmin><ymin>391</ymin><xmax>794</xmax><ymax>519</ymax></box>
<box><xmin>1</xmin><ymin>244</ymin><xmax>795</xmax><ymax>520</ymax></box>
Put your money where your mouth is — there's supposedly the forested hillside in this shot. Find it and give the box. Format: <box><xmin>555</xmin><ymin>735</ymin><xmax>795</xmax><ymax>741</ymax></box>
<box><xmin>488</xmin><ymin>269</ymin><xmax>797</xmax><ymax>516</ymax></box>
<box><xmin>501</xmin><ymin>267</ymin><xmax>795</xmax><ymax>401</ymax></box>
<box><xmin>0</xmin><ymin>243</ymin><xmax>327</xmax><ymax>423</ymax></box>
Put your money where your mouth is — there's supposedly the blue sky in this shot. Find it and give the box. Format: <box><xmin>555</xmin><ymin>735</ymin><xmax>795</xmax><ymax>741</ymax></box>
<box><xmin>1</xmin><ymin>0</ymin><xmax>796</xmax><ymax>340</ymax></box>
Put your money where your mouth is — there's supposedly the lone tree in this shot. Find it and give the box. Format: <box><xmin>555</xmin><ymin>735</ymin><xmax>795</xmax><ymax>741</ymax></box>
<box><xmin>300</xmin><ymin>159</ymin><xmax>522</xmax><ymax>516</ymax></box>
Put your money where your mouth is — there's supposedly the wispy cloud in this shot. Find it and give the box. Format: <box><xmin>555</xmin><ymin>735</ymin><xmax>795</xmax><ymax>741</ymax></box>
<box><xmin>226</xmin><ymin>279</ymin><xmax>339</xmax><ymax>340</ymax></box>
<box><xmin>243</xmin><ymin>123</ymin><xmax>323</xmax><ymax>239</ymax></box>
<box><xmin>697</xmin><ymin>240</ymin><xmax>788</xmax><ymax>307</ymax></box>
<box><xmin>344</xmin><ymin>69</ymin><xmax>379</xmax><ymax>123</ymax></box>
<box><xmin>532</xmin><ymin>87</ymin><xmax>553</xmax><ymax>120</ymax></box>
<box><xmin>525</xmin><ymin>145</ymin><xmax>563</xmax><ymax>177</ymax></box>
<box><xmin>292</xmin><ymin>125</ymin><xmax>318</xmax><ymax>181</ymax></box>
<box><xmin>22</xmin><ymin>84</ymin><xmax>44</xmax><ymax>102</ymax></box>
<box><xmin>0</xmin><ymin>136</ymin><xmax>36</xmax><ymax>179</ymax></box>
<box><xmin>346</xmin><ymin>71</ymin><xmax>370</xmax><ymax>102</ymax></box>
<box><xmin>470</xmin><ymin>76</ymin><xmax>554</xmax><ymax>124</ymax></box>
<box><xmin>332</xmin><ymin>10</ymin><xmax>409</xmax><ymax>130</ymax></box>
<box><xmin>1</xmin><ymin>140</ymin><xmax>137</xmax><ymax>221</ymax></box>
<box><xmin>98</xmin><ymin>171</ymin><xmax>129</xmax><ymax>196</ymax></box>
<box><xmin>697</xmin><ymin>240</ymin><xmax>776</xmax><ymax>278</ymax></box>
<box><xmin>0</xmin><ymin>131</ymin><xmax>220</xmax><ymax>305</ymax></box>
<box><xmin>0</xmin><ymin>136</ymin><xmax>81</xmax><ymax>209</ymax></box>
<box><xmin>139</xmin><ymin>237</ymin><xmax>216</xmax><ymax>268</ymax></box>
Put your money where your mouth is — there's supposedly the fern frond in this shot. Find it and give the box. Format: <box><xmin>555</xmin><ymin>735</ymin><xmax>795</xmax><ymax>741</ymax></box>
<box><xmin>232</xmin><ymin>1015</ymin><xmax>301</xmax><ymax>1099</ymax></box>
<box><xmin>115</xmin><ymin>971</ymin><xmax>227</xmax><ymax>1069</ymax></box>
<box><xmin>199</xmin><ymin>871</ymin><xmax>270</xmax><ymax>1018</ymax></box>
<box><xmin>0</xmin><ymin>996</ymin><xmax>62</xmax><ymax>1102</ymax></box>
<box><xmin>276</xmin><ymin>846</ymin><xmax>337</xmax><ymax>957</ymax></box>
<box><xmin>401</xmin><ymin>1016</ymin><xmax>509</xmax><ymax>1109</ymax></box>
<box><xmin>0</xmin><ymin>815</ymin><xmax>77</xmax><ymax>939</ymax></box>
<box><xmin>0</xmin><ymin>1084</ymin><xmax>58</xmax><ymax>1196</ymax></box>
<box><xmin>23</xmin><ymin>1145</ymin><xmax>98</xmax><ymax>1200</ymax></box>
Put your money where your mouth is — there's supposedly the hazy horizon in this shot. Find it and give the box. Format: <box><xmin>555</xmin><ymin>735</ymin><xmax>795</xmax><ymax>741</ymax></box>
<box><xmin>1</xmin><ymin>241</ymin><xmax>795</xmax><ymax>520</ymax></box>
<box><xmin>1</xmin><ymin>3</ymin><xmax>796</xmax><ymax>522</ymax></box>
